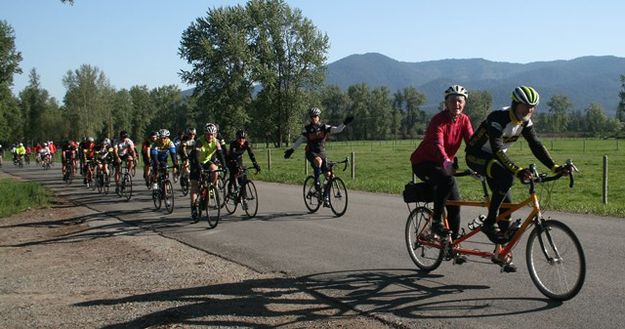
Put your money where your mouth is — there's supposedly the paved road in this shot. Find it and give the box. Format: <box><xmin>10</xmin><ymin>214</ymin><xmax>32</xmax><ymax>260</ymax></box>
<box><xmin>4</xmin><ymin>165</ymin><xmax>623</xmax><ymax>329</ymax></box>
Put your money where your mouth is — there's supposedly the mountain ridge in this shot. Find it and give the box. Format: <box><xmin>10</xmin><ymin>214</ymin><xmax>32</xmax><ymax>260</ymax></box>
<box><xmin>325</xmin><ymin>53</ymin><xmax>625</xmax><ymax>114</ymax></box>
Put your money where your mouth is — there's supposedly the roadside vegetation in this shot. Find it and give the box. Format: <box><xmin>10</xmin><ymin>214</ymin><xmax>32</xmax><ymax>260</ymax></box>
<box><xmin>0</xmin><ymin>178</ymin><xmax>51</xmax><ymax>218</ymax></box>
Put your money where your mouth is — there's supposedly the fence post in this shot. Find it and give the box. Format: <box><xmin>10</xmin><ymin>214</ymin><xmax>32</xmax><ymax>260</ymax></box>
<box><xmin>267</xmin><ymin>149</ymin><xmax>272</xmax><ymax>171</ymax></box>
<box><xmin>350</xmin><ymin>151</ymin><xmax>355</xmax><ymax>179</ymax></box>
<box><xmin>603</xmin><ymin>155</ymin><xmax>608</xmax><ymax>204</ymax></box>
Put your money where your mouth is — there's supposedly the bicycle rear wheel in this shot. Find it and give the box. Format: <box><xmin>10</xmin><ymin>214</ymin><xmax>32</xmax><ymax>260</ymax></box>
<box><xmin>163</xmin><ymin>180</ymin><xmax>174</xmax><ymax>214</ymax></box>
<box><xmin>204</xmin><ymin>185</ymin><xmax>220</xmax><ymax>228</ymax></box>
<box><xmin>303</xmin><ymin>176</ymin><xmax>321</xmax><ymax>213</ymax></box>
<box><xmin>405</xmin><ymin>206</ymin><xmax>444</xmax><ymax>272</ymax></box>
<box><xmin>223</xmin><ymin>179</ymin><xmax>237</xmax><ymax>215</ymax></box>
<box><xmin>328</xmin><ymin>177</ymin><xmax>348</xmax><ymax>217</ymax></box>
<box><xmin>526</xmin><ymin>219</ymin><xmax>586</xmax><ymax>301</ymax></box>
<box><xmin>121</xmin><ymin>173</ymin><xmax>132</xmax><ymax>201</ymax></box>
<box><xmin>103</xmin><ymin>173</ymin><xmax>110</xmax><ymax>194</ymax></box>
<box><xmin>242</xmin><ymin>180</ymin><xmax>258</xmax><ymax>218</ymax></box>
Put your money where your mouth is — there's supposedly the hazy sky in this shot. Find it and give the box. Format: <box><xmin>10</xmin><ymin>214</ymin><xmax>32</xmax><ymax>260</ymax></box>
<box><xmin>3</xmin><ymin>0</ymin><xmax>624</xmax><ymax>100</ymax></box>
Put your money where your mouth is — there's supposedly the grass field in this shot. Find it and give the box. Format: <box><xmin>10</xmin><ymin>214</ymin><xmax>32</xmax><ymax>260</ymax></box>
<box><xmin>249</xmin><ymin>138</ymin><xmax>625</xmax><ymax>218</ymax></box>
<box><xmin>0</xmin><ymin>177</ymin><xmax>51</xmax><ymax>218</ymax></box>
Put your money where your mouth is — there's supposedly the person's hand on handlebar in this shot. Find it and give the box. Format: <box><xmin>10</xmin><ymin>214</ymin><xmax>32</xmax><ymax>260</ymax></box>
<box><xmin>516</xmin><ymin>168</ymin><xmax>533</xmax><ymax>183</ymax></box>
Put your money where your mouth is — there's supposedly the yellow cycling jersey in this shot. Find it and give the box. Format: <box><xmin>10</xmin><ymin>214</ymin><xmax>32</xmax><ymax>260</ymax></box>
<box><xmin>196</xmin><ymin>135</ymin><xmax>219</xmax><ymax>164</ymax></box>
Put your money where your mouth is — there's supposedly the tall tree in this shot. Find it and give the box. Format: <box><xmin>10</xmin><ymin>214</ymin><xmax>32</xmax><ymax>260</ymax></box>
<box><xmin>62</xmin><ymin>64</ymin><xmax>113</xmax><ymax>139</ymax></box>
<box><xmin>150</xmin><ymin>85</ymin><xmax>185</xmax><ymax>138</ymax></box>
<box><xmin>617</xmin><ymin>74</ymin><xmax>625</xmax><ymax>124</ymax></box>
<box><xmin>179</xmin><ymin>0</ymin><xmax>329</xmax><ymax>145</ymax></box>
<box><xmin>393</xmin><ymin>87</ymin><xmax>426</xmax><ymax>138</ymax></box>
<box><xmin>0</xmin><ymin>20</ymin><xmax>23</xmax><ymax>142</ymax></box>
<box><xmin>129</xmin><ymin>85</ymin><xmax>154</xmax><ymax>140</ymax></box>
<box><xmin>464</xmin><ymin>90</ymin><xmax>492</xmax><ymax>129</ymax></box>
<box><xmin>545</xmin><ymin>95</ymin><xmax>572</xmax><ymax>133</ymax></box>
<box><xmin>347</xmin><ymin>83</ymin><xmax>370</xmax><ymax>140</ymax></box>
<box><xmin>369</xmin><ymin>86</ymin><xmax>393</xmax><ymax>139</ymax></box>
<box><xmin>19</xmin><ymin>69</ymin><xmax>51</xmax><ymax>142</ymax></box>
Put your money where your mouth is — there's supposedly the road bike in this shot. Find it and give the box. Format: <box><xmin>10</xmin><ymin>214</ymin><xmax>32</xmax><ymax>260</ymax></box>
<box><xmin>223</xmin><ymin>166</ymin><xmax>259</xmax><ymax>218</ymax></box>
<box><xmin>94</xmin><ymin>159</ymin><xmax>110</xmax><ymax>194</ymax></box>
<box><xmin>195</xmin><ymin>168</ymin><xmax>222</xmax><ymax>228</ymax></box>
<box><xmin>404</xmin><ymin>161</ymin><xmax>585</xmax><ymax>301</ymax></box>
<box><xmin>302</xmin><ymin>157</ymin><xmax>349</xmax><ymax>217</ymax></box>
<box><xmin>83</xmin><ymin>160</ymin><xmax>96</xmax><ymax>189</ymax></box>
<box><xmin>152</xmin><ymin>165</ymin><xmax>175</xmax><ymax>214</ymax></box>
<box><xmin>62</xmin><ymin>158</ymin><xmax>75</xmax><ymax>184</ymax></box>
<box><xmin>116</xmin><ymin>163</ymin><xmax>133</xmax><ymax>201</ymax></box>
<box><xmin>178</xmin><ymin>162</ymin><xmax>190</xmax><ymax>196</ymax></box>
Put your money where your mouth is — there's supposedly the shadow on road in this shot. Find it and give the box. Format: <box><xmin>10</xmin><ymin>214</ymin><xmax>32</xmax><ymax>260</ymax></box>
<box><xmin>298</xmin><ymin>269</ymin><xmax>563</xmax><ymax>319</ymax></box>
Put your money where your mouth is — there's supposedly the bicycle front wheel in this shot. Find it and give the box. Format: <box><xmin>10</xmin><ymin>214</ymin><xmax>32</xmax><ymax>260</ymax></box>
<box><xmin>204</xmin><ymin>185</ymin><xmax>220</xmax><ymax>228</ymax></box>
<box><xmin>242</xmin><ymin>180</ymin><xmax>258</xmax><ymax>218</ymax></box>
<box><xmin>223</xmin><ymin>179</ymin><xmax>237</xmax><ymax>215</ymax></box>
<box><xmin>526</xmin><ymin>219</ymin><xmax>586</xmax><ymax>301</ymax></box>
<box><xmin>152</xmin><ymin>186</ymin><xmax>162</xmax><ymax>210</ymax></box>
<box><xmin>121</xmin><ymin>173</ymin><xmax>132</xmax><ymax>201</ymax></box>
<box><xmin>163</xmin><ymin>180</ymin><xmax>174</xmax><ymax>214</ymax></box>
<box><xmin>405</xmin><ymin>206</ymin><xmax>444</xmax><ymax>272</ymax></box>
<box><xmin>96</xmin><ymin>174</ymin><xmax>104</xmax><ymax>194</ymax></box>
<box><xmin>328</xmin><ymin>177</ymin><xmax>348</xmax><ymax>217</ymax></box>
<box><xmin>303</xmin><ymin>176</ymin><xmax>321</xmax><ymax>213</ymax></box>
<box><xmin>180</xmin><ymin>173</ymin><xmax>189</xmax><ymax>196</ymax></box>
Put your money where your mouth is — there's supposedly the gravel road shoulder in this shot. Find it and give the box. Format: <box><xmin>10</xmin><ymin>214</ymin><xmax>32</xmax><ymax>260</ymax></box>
<box><xmin>0</xmin><ymin>191</ymin><xmax>389</xmax><ymax>328</ymax></box>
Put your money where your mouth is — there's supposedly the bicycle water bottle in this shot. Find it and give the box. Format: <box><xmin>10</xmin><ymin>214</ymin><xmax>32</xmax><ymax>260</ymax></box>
<box><xmin>468</xmin><ymin>214</ymin><xmax>486</xmax><ymax>230</ymax></box>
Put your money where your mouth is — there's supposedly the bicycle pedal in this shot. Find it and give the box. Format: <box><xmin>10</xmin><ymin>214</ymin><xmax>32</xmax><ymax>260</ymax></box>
<box><xmin>453</xmin><ymin>255</ymin><xmax>467</xmax><ymax>265</ymax></box>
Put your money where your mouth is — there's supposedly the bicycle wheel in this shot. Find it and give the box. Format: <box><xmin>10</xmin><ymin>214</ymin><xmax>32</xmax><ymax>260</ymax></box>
<box><xmin>121</xmin><ymin>173</ymin><xmax>132</xmax><ymax>201</ymax></box>
<box><xmin>217</xmin><ymin>174</ymin><xmax>227</xmax><ymax>208</ymax></box>
<box><xmin>303</xmin><ymin>176</ymin><xmax>321</xmax><ymax>213</ymax></box>
<box><xmin>103</xmin><ymin>173</ymin><xmax>110</xmax><ymax>194</ymax></box>
<box><xmin>526</xmin><ymin>219</ymin><xmax>586</xmax><ymax>301</ymax></box>
<box><xmin>223</xmin><ymin>179</ymin><xmax>237</xmax><ymax>215</ymax></box>
<box><xmin>152</xmin><ymin>185</ymin><xmax>162</xmax><ymax>210</ymax></box>
<box><xmin>180</xmin><ymin>173</ymin><xmax>189</xmax><ymax>196</ymax></box>
<box><xmin>163</xmin><ymin>180</ymin><xmax>174</xmax><ymax>214</ymax></box>
<box><xmin>328</xmin><ymin>177</ymin><xmax>348</xmax><ymax>217</ymax></box>
<box><xmin>204</xmin><ymin>185</ymin><xmax>220</xmax><ymax>228</ymax></box>
<box><xmin>405</xmin><ymin>206</ymin><xmax>444</xmax><ymax>272</ymax></box>
<box><xmin>242</xmin><ymin>180</ymin><xmax>258</xmax><ymax>218</ymax></box>
<box><xmin>96</xmin><ymin>173</ymin><xmax>104</xmax><ymax>194</ymax></box>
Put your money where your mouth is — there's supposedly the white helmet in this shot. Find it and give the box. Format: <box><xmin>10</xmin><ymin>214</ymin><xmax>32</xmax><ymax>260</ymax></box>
<box><xmin>158</xmin><ymin>129</ymin><xmax>170</xmax><ymax>138</ymax></box>
<box><xmin>204</xmin><ymin>123</ymin><xmax>217</xmax><ymax>134</ymax></box>
<box><xmin>444</xmin><ymin>85</ymin><xmax>468</xmax><ymax>99</ymax></box>
<box><xmin>309</xmin><ymin>107</ymin><xmax>321</xmax><ymax>117</ymax></box>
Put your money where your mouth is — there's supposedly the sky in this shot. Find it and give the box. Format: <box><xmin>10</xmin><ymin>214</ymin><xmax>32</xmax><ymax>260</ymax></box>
<box><xmin>2</xmin><ymin>0</ymin><xmax>625</xmax><ymax>101</ymax></box>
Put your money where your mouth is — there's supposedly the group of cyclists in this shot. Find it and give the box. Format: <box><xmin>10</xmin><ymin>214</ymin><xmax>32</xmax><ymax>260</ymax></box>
<box><xmin>0</xmin><ymin>141</ymin><xmax>58</xmax><ymax>168</ymax></box>
<box><xmin>53</xmin><ymin>123</ymin><xmax>262</xmax><ymax>222</ymax></box>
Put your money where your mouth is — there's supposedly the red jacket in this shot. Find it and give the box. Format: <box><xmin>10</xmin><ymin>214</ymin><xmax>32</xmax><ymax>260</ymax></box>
<box><xmin>410</xmin><ymin>110</ymin><xmax>473</xmax><ymax>165</ymax></box>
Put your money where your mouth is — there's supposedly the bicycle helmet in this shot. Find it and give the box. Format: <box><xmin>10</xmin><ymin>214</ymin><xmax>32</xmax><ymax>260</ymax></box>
<box><xmin>87</xmin><ymin>137</ymin><xmax>95</xmax><ymax>143</ymax></box>
<box><xmin>158</xmin><ymin>129</ymin><xmax>170</xmax><ymax>138</ymax></box>
<box><xmin>309</xmin><ymin>107</ymin><xmax>321</xmax><ymax>117</ymax></box>
<box><xmin>119</xmin><ymin>130</ymin><xmax>129</xmax><ymax>139</ymax></box>
<box><xmin>103</xmin><ymin>138</ymin><xmax>111</xmax><ymax>145</ymax></box>
<box><xmin>186</xmin><ymin>127</ymin><xmax>196</xmax><ymax>135</ymax></box>
<box><xmin>204</xmin><ymin>123</ymin><xmax>217</xmax><ymax>134</ymax></box>
<box><xmin>149</xmin><ymin>131</ymin><xmax>158</xmax><ymax>138</ymax></box>
<box><xmin>444</xmin><ymin>85</ymin><xmax>468</xmax><ymax>99</ymax></box>
<box><xmin>236</xmin><ymin>129</ymin><xmax>247</xmax><ymax>139</ymax></box>
<box><xmin>511</xmin><ymin>86</ymin><xmax>539</xmax><ymax>106</ymax></box>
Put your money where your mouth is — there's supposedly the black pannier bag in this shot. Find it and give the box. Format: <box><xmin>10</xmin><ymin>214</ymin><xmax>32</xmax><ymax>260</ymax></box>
<box><xmin>402</xmin><ymin>182</ymin><xmax>434</xmax><ymax>203</ymax></box>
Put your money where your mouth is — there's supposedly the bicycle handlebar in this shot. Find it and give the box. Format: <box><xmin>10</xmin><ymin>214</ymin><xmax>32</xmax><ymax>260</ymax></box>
<box><xmin>526</xmin><ymin>159</ymin><xmax>578</xmax><ymax>189</ymax></box>
<box><xmin>329</xmin><ymin>157</ymin><xmax>349</xmax><ymax>172</ymax></box>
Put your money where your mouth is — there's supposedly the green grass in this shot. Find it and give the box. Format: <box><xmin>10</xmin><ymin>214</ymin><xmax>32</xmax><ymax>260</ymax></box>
<box><xmin>249</xmin><ymin>138</ymin><xmax>625</xmax><ymax>218</ymax></box>
<box><xmin>0</xmin><ymin>178</ymin><xmax>52</xmax><ymax>218</ymax></box>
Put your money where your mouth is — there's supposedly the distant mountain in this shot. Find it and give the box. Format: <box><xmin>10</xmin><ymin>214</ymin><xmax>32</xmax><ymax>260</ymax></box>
<box><xmin>325</xmin><ymin>53</ymin><xmax>625</xmax><ymax>115</ymax></box>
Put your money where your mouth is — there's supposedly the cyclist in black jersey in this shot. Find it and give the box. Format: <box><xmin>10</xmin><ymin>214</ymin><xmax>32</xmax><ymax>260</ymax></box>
<box><xmin>226</xmin><ymin>129</ymin><xmax>261</xmax><ymax>196</ymax></box>
<box><xmin>284</xmin><ymin>107</ymin><xmax>353</xmax><ymax>190</ymax></box>
<box><xmin>465</xmin><ymin>86</ymin><xmax>570</xmax><ymax>244</ymax></box>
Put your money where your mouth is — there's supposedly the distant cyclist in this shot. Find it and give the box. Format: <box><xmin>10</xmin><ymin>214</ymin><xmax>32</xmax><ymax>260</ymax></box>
<box><xmin>226</xmin><ymin>129</ymin><xmax>261</xmax><ymax>197</ymax></box>
<box><xmin>61</xmin><ymin>139</ymin><xmax>78</xmax><ymax>176</ymax></box>
<box><xmin>141</xmin><ymin>131</ymin><xmax>158</xmax><ymax>187</ymax></box>
<box><xmin>114</xmin><ymin>130</ymin><xmax>137</xmax><ymax>186</ymax></box>
<box><xmin>150</xmin><ymin>129</ymin><xmax>178</xmax><ymax>190</ymax></box>
<box><xmin>284</xmin><ymin>107</ymin><xmax>353</xmax><ymax>196</ymax></box>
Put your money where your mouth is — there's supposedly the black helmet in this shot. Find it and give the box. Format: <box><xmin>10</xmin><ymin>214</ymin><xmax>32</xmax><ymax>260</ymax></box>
<box><xmin>120</xmin><ymin>130</ymin><xmax>129</xmax><ymax>138</ymax></box>
<box><xmin>236</xmin><ymin>129</ymin><xmax>247</xmax><ymax>139</ymax></box>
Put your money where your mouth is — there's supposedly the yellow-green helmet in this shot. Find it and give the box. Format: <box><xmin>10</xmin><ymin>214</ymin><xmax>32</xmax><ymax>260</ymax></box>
<box><xmin>512</xmin><ymin>86</ymin><xmax>539</xmax><ymax>106</ymax></box>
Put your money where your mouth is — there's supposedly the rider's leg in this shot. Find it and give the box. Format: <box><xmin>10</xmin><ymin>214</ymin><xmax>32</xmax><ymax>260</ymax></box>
<box><xmin>412</xmin><ymin>162</ymin><xmax>451</xmax><ymax>236</ymax></box>
<box><xmin>482</xmin><ymin>164</ymin><xmax>514</xmax><ymax>240</ymax></box>
<box><xmin>312</xmin><ymin>157</ymin><xmax>323</xmax><ymax>189</ymax></box>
